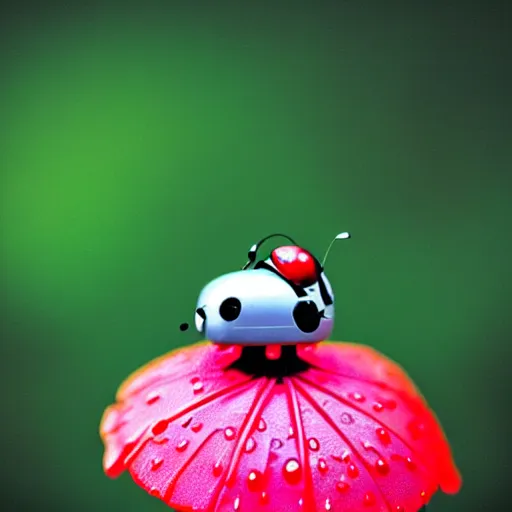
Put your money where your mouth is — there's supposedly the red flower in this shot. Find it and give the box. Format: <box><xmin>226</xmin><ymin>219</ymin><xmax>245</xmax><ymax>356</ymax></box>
<box><xmin>100</xmin><ymin>341</ymin><xmax>461</xmax><ymax>511</ymax></box>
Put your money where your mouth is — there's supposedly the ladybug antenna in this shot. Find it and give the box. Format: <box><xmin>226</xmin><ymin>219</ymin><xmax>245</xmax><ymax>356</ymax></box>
<box><xmin>321</xmin><ymin>232</ymin><xmax>351</xmax><ymax>267</ymax></box>
<box><xmin>242</xmin><ymin>233</ymin><xmax>297</xmax><ymax>270</ymax></box>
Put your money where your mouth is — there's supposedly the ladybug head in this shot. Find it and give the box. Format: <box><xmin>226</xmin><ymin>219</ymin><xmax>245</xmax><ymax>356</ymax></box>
<box><xmin>191</xmin><ymin>232</ymin><xmax>350</xmax><ymax>347</ymax></box>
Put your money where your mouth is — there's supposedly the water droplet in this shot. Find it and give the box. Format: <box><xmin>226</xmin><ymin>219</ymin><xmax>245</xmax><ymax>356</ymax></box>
<box><xmin>271</xmin><ymin>438</ymin><xmax>283</xmax><ymax>450</ymax></box>
<box><xmin>420</xmin><ymin>490</ymin><xmax>426</xmax><ymax>499</ymax></box>
<box><xmin>372</xmin><ymin>402</ymin><xmax>384</xmax><ymax>412</ymax></box>
<box><xmin>191</xmin><ymin>422</ymin><xmax>203</xmax><ymax>433</ymax></box>
<box><xmin>182</xmin><ymin>417</ymin><xmax>192</xmax><ymax>428</ymax></box>
<box><xmin>308</xmin><ymin>438</ymin><xmax>320</xmax><ymax>451</ymax></box>
<box><xmin>325</xmin><ymin>498</ymin><xmax>332</xmax><ymax>510</ymax></box>
<box><xmin>405</xmin><ymin>457</ymin><xmax>416</xmax><ymax>471</ymax></box>
<box><xmin>298</xmin><ymin>498</ymin><xmax>304</xmax><ymax>507</ymax></box>
<box><xmin>347</xmin><ymin>463</ymin><xmax>359</xmax><ymax>478</ymax></box>
<box><xmin>260</xmin><ymin>491</ymin><xmax>269</xmax><ymax>504</ymax></box>
<box><xmin>288</xmin><ymin>426</ymin><xmax>295</xmax><ymax>438</ymax></box>
<box><xmin>213</xmin><ymin>461</ymin><xmax>223</xmax><ymax>477</ymax></box>
<box><xmin>364</xmin><ymin>491</ymin><xmax>376</xmax><ymax>506</ymax></box>
<box><xmin>224</xmin><ymin>427</ymin><xmax>236</xmax><ymax>440</ymax></box>
<box><xmin>247</xmin><ymin>470</ymin><xmax>264</xmax><ymax>492</ymax></box>
<box><xmin>283</xmin><ymin>458</ymin><xmax>302</xmax><ymax>485</ymax></box>
<box><xmin>245</xmin><ymin>437</ymin><xmax>257</xmax><ymax>453</ymax></box>
<box><xmin>350</xmin><ymin>392</ymin><xmax>366</xmax><ymax>402</ymax></box>
<box><xmin>146</xmin><ymin>392</ymin><xmax>160</xmax><ymax>405</ymax></box>
<box><xmin>341</xmin><ymin>412</ymin><xmax>354</xmax><ymax>424</ymax></box>
<box><xmin>258</xmin><ymin>418</ymin><xmax>267</xmax><ymax>431</ymax></box>
<box><xmin>317</xmin><ymin>457</ymin><xmax>328</xmax><ymax>474</ymax></box>
<box><xmin>176</xmin><ymin>439</ymin><xmax>189</xmax><ymax>452</ymax></box>
<box><xmin>150</xmin><ymin>457</ymin><xmax>163</xmax><ymax>470</ymax></box>
<box><xmin>375</xmin><ymin>459</ymin><xmax>390</xmax><ymax>475</ymax></box>
<box><xmin>341</xmin><ymin>450</ymin><xmax>351</xmax><ymax>462</ymax></box>
<box><xmin>233</xmin><ymin>496</ymin><xmax>240</xmax><ymax>510</ymax></box>
<box><xmin>336</xmin><ymin>481</ymin><xmax>350</xmax><ymax>493</ymax></box>
<box><xmin>376</xmin><ymin>428</ymin><xmax>391</xmax><ymax>445</ymax></box>
<box><xmin>149</xmin><ymin>486</ymin><xmax>161</xmax><ymax>497</ymax></box>
<box><xmin>152</xmin><ymin>420</ymin><xmax>169</xmax><ymax>435</ymax></box>
<box><xmin>192</xmin><ymin>381</ymin><xmax>204</xmax><ymax>394</ymax></box>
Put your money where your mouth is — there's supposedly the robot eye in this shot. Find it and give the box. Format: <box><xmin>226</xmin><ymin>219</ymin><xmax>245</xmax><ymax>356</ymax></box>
<box><xmin>219</xmin><ymin>297</ymin><xmax>242</xmax><ymax>321</ymax></box>
<box><xmin>293</xmin><ymin>300</ymin><xmax>321</xmax><ymax>333</ymax></box>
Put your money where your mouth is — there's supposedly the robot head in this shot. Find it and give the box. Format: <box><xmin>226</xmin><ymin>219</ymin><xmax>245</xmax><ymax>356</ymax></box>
<box><xmin>193</xmin><ymin>232</ymin><xmax>350</xmax><ymax>346</ymax></box>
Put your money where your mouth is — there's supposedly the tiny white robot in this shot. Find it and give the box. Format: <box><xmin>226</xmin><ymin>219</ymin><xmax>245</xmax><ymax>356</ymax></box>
<box><xmin>190</xmin><ymin>232</ymin><xmax>350</xmax><ymax>361</ymax></box>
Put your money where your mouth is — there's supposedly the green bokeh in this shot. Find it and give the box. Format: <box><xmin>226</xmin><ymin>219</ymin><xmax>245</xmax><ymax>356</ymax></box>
<box><xmin>1</xmin><ymin>2</ymin><xmax>510</xmax><ymax>511</ymax></box>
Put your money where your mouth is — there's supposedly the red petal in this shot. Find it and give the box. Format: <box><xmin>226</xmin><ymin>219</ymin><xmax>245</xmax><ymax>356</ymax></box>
<box><xmin>100</xmin><ymin>341</ymin><xmax>462</xmax><ymax>511</ymax></box>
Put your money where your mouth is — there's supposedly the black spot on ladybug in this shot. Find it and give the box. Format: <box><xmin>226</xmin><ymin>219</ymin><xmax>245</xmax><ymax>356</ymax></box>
<box><xmin>179</xmin><ymin>323</ymin><xmax>189</xmax><ymax>331</ymax></box>
<box><xmin>293</xmin><ymin>301</ymin><xmax>321</xmax><ymax>333</ymax></box>
<box><xmin>219</xmin><ymin>297</ymin><xmax>242</xmax><ymax>321</ymax></box>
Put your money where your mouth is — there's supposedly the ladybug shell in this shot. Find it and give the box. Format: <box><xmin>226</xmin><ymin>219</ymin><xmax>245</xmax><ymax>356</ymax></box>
<box><xmin>270</xmin><ymin>245</ymin><xmax>318</xmax><ymax>287</ymax></box>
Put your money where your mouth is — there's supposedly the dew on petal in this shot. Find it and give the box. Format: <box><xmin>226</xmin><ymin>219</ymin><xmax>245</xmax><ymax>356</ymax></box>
<box><xmin>308</xmin><ymin>438</ymin><xmax>320</xmax><ymax>451</ymax></box>
<box><xmin>260</xmin><ymin>491</ymin><xmax>269</xmax><ymax>505</ymax></box>
<box><xmin>176</xmin><ymin>439</ymin><xmax>189</xmax><ymax>452</ymax></box>
<box><xmin>192</xmin><ymin>381</ymin><xmax>204</xmax><ymax>394</ymax></box>
<box><xmin>283</xmin><ymin>458</ymin><xmax>302</xmax><ymax>485</ymax></box>
<box><xmin>181</xmin><ymin>417</ymin><xmax>192</xmax><ymax>428</ymax></box>
<box><xmin>224</xmin><ymin>427</ymin><xmax>236</xmax><ymax>440</ymax></box>
<box><xmin>341</xmin><ymin>450</ymin><xmax>351</xmax><ymax>463</ymax></box>
<box><xmin>336</xmin><ymin>481</ymin><xmax>350</xmax><ymax>493</ymax></box>
<box><xmin>233</xmin><ymin>496</ymin><xmax>240</xmax><ymax>511</ymax></box>
<box><xmin>145</xmin><ymin>392</ymin><xmax>161</xmax><ymax>405</ymax></box>
<box><xmin>325</xmin><ymin>498</ymin><xmax>332</xmax><ymax>510</ymax></box>
<box><xmin>288</xmin><ymin>426</ymin><xmax>295</xmax><ymax>438</ymax></box>
<box><xmin>149</xmin><ymin>486</ymin><xmax>161</xmax><ymax>497</ymax></box>
<box><xmin>245</xmin><ymin>437</ymin><xmax>257</xmax><ymax>453</ymax></box>
<box><xmin>258</xmin><ymin>418</ymin><xmax>267</xmax><ymax>431</ymax></box>
<box><xmin>372</xmin><ymin>402</ymin><xmax>384</xmax><ymax>412</ymax></box>
<box><xmin>213</xmin><ymin>461</ymin><xmax>223</xmax><ymax>477</ymax></box>
<box><xmin>341</xmin><ymin>412</ymin><xmax>354</xmax><ymax>424</ymax></box>
<box><xmin>317</xmin><ymin>457</ymin><xmax>328</xmax><ymax>474</ymax></box>
<box><xmin>153</xmin><ymin>435</ymin><xmax>169</xmax><ymax>445</ymax></box>
<box><xmin>247</xmin><ymin>470</ymin><xmax>264</xmax><ymax>492</ymax></box>
<box><xmin>347</xmin><ymin>463</ymin><xmax>359</xmax><ymax>478</ymax></box>
<box><xmin>350</xmin><ymin>392</ymin><xmax>366</xmax><ymax>402</ymax></box>
<box><xmin>150</xmin><ymin>457</ymin><xmax>163</xmax><ymax>471</ymax></box>
<box><xmin>405</xmin><ymin>457</ymin><xmax>417</xmax><ymax>471</ymax></box>
<box><xmin>375</xmin><ymin>459</ymin><xmax>390</xmax><ymax>475</ymax></box>
<box><xmin>191</xmin><ymin>422</ymin><xmax>203</xmax><ymax>433</ymax></box>
<box><xmin>376</xmin><ymin>428</ymin><xmax>391</xmax><ymax>445</ymax></box>
<box><xmin>364</xmin><ymin>491</ymin><xmax>376</xmax><ymax>506</ymax></box>
<box><xmin>271</xmin><ymin>438</ymin><xmax>283</xmax><ymax>450</ymax></box>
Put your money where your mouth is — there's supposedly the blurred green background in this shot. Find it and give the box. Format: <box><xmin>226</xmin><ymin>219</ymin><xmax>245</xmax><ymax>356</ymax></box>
<box><xmin>0</xmin><ymin>1</ymin><xmax>510</xmax><ymax>511</ymax></box>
